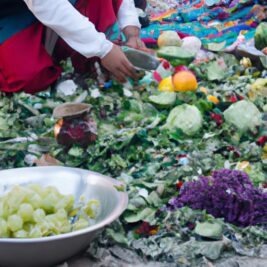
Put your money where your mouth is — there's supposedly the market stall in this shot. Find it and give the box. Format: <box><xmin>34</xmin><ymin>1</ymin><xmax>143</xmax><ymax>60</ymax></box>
<box><xmin>0</xmin><ymin>1</ymin><xmax>266</xmax><ymax>266</ymax></box>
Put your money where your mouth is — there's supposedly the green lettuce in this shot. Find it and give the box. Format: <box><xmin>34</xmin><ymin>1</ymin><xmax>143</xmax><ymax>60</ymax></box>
<box><xmin>164</xmin><ymin>104</ymin><xmax>203</xmax><ymax>136</ymax></box>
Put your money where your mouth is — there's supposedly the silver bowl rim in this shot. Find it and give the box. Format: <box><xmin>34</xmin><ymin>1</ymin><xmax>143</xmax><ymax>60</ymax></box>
<box><xmin>0</xmin><ymin>166</ymin><xmax>128</xmax><ymax>243</ymax></box>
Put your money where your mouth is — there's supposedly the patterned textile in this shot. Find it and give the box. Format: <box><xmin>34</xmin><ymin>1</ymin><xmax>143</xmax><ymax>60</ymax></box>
<box><xmin>141</xmin><ymin>0</ymin><xmax>267</xmax><ymax>50</ymax></box>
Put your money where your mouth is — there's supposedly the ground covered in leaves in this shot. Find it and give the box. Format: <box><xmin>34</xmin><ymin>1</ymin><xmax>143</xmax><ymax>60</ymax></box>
<box><xmin>0</xmin><ymin>54</ymin><xmax>266</xmax><ymax>267</ymax></box>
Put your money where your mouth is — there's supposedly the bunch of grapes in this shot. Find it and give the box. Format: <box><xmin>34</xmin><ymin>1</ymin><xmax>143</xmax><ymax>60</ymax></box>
<box><xmin>0</xmin><ymin>184</ymin><xmax>99</xmax><ymax>238</ymax></box>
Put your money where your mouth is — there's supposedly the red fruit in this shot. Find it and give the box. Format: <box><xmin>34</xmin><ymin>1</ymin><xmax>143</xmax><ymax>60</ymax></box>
<box><xmin>176</xmin><ymin>181</ymin><xmax>184</xmax><ymax>190</ymax></box>
<box><xmin>257</xmin><ymin>136</ymin><xmax>267</xmax><ymax>146</ymax></box>
<box><xmin>174</xmin><ymin>66</ymin><xmax>189</xmax><ymax>73</ymax></box>
<box><xmin>162</xmin><ymin>60</ymin><xmax>171</xmax><ymax>69</ymax></box>
<box><xmin>230</xmin><ymin>96</ymin><xmax>238</xmax><ymax>103</ymax></box>
<box><xmin>210</xmin><ymin>113</ymin><xmax>224</xmax><ymax>126</ymax></box>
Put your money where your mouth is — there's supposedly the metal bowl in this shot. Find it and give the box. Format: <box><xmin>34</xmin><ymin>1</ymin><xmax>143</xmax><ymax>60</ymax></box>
<box><xmin>0</xmin><ymin>167</ymin><xmax>128</xmax><ymax>267</ymax></box>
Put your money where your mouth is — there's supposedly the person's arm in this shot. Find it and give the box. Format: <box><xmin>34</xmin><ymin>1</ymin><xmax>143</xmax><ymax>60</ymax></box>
<box><xmin>118</xmin><ymin>0</ymin><xmax>141</xmax><ymax>31</ymax></box>
<box><xmin>24</xmin><ymin>0</ymin><xmax>113</xmax><ymax>59</ymax></box>
<box><xmin>23</xmin><ymin>0</ymin><xmax>138</xmax><ymax>82</ymax></box>
<box><xmin>117</xmin><ymin>0</ymin><xmax>145</xmax><ymax>48</ymax></box>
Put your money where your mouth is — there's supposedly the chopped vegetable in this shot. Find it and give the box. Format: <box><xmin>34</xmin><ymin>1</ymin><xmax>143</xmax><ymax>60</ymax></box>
<box><xmin>223</xmin><ymin>100</ymin><xmax>262</xmax><ymax>133</ymax></box>
<box><xmin>164</xmin><ymin>104</ymin><xmax>203</xmax><ymax>136</ymax></box>
<box><xmin>157</xmin><ymin>46</ymin><xmax>195</xmax><ymax>66</ymax></box>
<box><xmin>149</xmin><ymin>92</ymin><xmax>176</xmax><ymax>108</ymax></box>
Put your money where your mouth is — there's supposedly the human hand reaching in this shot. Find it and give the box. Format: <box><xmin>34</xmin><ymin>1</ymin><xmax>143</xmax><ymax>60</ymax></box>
<box><xmin>101</xmin><ymin>45</ymin><xmax>139</xmax><ymax>83</ymax></box>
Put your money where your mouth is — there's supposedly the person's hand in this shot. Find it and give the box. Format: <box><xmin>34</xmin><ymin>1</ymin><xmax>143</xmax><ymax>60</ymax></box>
<box><xmin>123</xmin><ymin>26</ymin><xmax>146</xmax><ymax>50</ymax></box>
<box><xmin>101</xmin><ymin>45</ymin><xmax>138</xmax><ymax>83</ymax></box>
<box><xmin>126</xmin><ymin>36</ymin><xmax>146</xmax><ymax>49</ymax></box>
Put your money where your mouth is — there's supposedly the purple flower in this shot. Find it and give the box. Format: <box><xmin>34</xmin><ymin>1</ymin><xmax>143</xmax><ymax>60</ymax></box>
<box><xmin>169</xmin><ymin>169</ymin><xmax>267</xmax><ymax>227</ymax></box>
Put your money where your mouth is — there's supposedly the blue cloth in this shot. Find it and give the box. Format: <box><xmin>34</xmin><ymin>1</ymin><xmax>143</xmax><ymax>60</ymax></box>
<box><xmin>0</xmin><ymin>0</ymin><xmax>78</xmax><ymax>44</ymax></box>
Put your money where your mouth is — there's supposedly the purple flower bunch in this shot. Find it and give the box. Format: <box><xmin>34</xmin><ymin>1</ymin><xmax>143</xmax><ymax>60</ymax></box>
<box><xmin>169</xmin><ymin>169</ymin><xmax>267</xmax><ymax>227</ymax></box>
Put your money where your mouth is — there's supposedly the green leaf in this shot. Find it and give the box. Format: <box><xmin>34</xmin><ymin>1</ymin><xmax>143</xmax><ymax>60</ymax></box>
<box><xmin>207</xmin><ymin>61</ymin><xmax>225</xmax><ymax>81</ymax></box>
<box><xmin>0</xmin><ymin>118</ymin><xmax>9</xmax><ymax>131</ymax></box>
<box><xmin>106</xmin><ymin>228</ymin><xmax>128</xmax><ymax>245</ymax></box>
<box><xmin>124</xmin><ymin>208</ymin><xmax>156</xmax><ymax>223</ymax></box>
<box><xmin>68</xmin><ymin>146</ymin><xmax>84</xmax><ymax>157</ymax></box>
<box><xmin>195</xmin><ymin>221</ymin><xmax>223</xmax><ymax>240</ymax></box>
<box><xmin>149</xmin><ymin>92</ymin><xmax>176</xmax><ymax>108</ymax></box>
<box><xmin>146</xmin><ymin>191</ymin><xmax>162</xmax><ymax>207</ymax></box>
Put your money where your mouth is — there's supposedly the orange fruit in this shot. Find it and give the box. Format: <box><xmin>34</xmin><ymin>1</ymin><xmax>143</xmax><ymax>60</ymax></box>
<box><xmin>158</xmin><ymin>76</ymin><xmax>175</xmax><ymax>92</ymax></box>
<box><xmin>172</xmin><ymin>71</ymin><xmax>198</xmax><ymax>92</ymax></box>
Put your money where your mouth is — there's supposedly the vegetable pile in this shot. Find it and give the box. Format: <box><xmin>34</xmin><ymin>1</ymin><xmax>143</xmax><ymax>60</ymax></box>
<box><xmin>0</xmin><ymin>51</ymin><xmax>266</xmax><ymax>266</ymax></box>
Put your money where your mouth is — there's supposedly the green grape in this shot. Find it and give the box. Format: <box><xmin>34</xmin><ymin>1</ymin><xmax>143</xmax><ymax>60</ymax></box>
<box><xmin>29</xmin><ymin>226</ymin><xmax>42</xmax><ymax>238</ymax></box>
<box><xmin>13</xmin><ymin>230</ymin><xmax>28</xmax><ymax>238</ymax></box>
<box><xmin>7</xmin><ymin>214</ymin><xmax>23</xmax><ymax>232</ymax></box>
<box><xmin>36</xmin><ymin>221</ymin><xmax>50</xmax><ymax>236</ymax></box>
<box><xmin>6</xmin><ymin>186</ymin><xmax>32</xmax><ymax>210</ymax></box>
<box><xmin>0</xmin><ymin>201</ymin><xmax>4</xmax><ymax>217</ymax></box>
<box><xmin>0</xmin><ymin>218</ymin><xmax>9</xmax><ymax>237</ymax></box>
<box><xmin>0</xmin><ymin>201</ymin><xmax>8</xmax><ymax>219</ymax></box>
<box><xmin>83</xmin><ymin>200</ymin><xmax>100</xmax><ymax>219</ymax></box>
<box><xmin>23</xmin><ymin>222</ymin><xmax>33</xmax><ymax>232</ymax></box>
<box><xmin>40</xmin><ymin>192</ymin><xmax>59</xmax><ymax>213</ymax></box>
<box><xmin>18</xmin><ymin>203</ymin><xmax>34</xmax><ymax>222</ymax></box>
<box><xmin>60</xmin><ymin>222</ymin><xmax>72</xmax><ymax>234</ymax></box>
<box><xmin>56</xmin><ymin>209</ymin><xmax>68</xmax><ymax>220</ymax></box>
<box><xmin>33</xmin><ymin>209</ymin><xmax>46</xmax><ymax>223</ymax></box>
<box><xmin>28</xmin><ymin>193</ymin><xmax>42</xmax><ymax>209</ymax></box>
<box><xmin>1</xmin><ymin>184</ymin><xmax>100</xmax><ymax>238</ymax></box>
<box><xmin>72</xmin><ymin>218</ymin><xmax>89</xmax><ymax>231</ymax></box>
<box><xmin>55</xmin><ymin>195</ymin><xmax>74</xmax><ymax>211</ymax></box>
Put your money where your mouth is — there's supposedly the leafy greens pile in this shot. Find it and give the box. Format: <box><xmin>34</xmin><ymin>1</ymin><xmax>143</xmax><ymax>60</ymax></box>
<box><xmin>0</xmin><ymin>54</ymin><xmax>266</xmax><ymax>267</ymax></box>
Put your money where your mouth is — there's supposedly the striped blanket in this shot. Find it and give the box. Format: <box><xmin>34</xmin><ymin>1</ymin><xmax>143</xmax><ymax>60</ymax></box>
<box><xmin>141</xmin><ymin>0</ymin><xmax>267</xmax><ymax>50</ymax></box>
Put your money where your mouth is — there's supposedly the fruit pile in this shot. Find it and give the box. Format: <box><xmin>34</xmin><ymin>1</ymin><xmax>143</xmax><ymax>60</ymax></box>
<box><xmin>0</xmin><ymin>184</ymin><xmax>99</xmax><ymax>238</ymax></box>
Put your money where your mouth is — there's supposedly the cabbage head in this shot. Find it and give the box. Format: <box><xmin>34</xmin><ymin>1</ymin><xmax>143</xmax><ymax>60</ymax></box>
<box><xmin>164</xmin><ymin>104</ymin><xmax>203</xmax><ymax>136</ymax></box>
<box><xmin>223</xmin><ymin>100</ymin><xmax>262</xmax><ymax>133</ymax></box>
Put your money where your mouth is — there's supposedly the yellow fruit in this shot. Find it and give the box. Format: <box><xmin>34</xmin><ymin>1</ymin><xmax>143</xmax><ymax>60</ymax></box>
<box><xmin>158</xmin><ymin>76</ymin><xmax>175</xmax><ymax>92</ymax></box>
<box><xmin>207</xmin><ymin>95</ymin><xmax>219</xmax><ymax>104</ymax></box>
<box><xmin>172</xmin><ymin>71</ymin><xmax>198</xmax><ymax>92</ymax></box>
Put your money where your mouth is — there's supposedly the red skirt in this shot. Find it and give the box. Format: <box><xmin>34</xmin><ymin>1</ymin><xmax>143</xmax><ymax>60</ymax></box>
<box><xmin>0</xmin><ymin>0</ymin><xmax>122</xmax><ymax>94</ymax></box>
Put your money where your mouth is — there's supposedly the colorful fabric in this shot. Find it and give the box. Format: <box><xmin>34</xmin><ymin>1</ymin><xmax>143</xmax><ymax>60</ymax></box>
<box><xmin>0</xmin><ymin>0</ymin><xmax>123</xmax><ymax>94</ymax></box>
<box><xmin>142</xmin><ymin>0</ymin><xmax>267</xmax><ymax>50</ymax></box>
